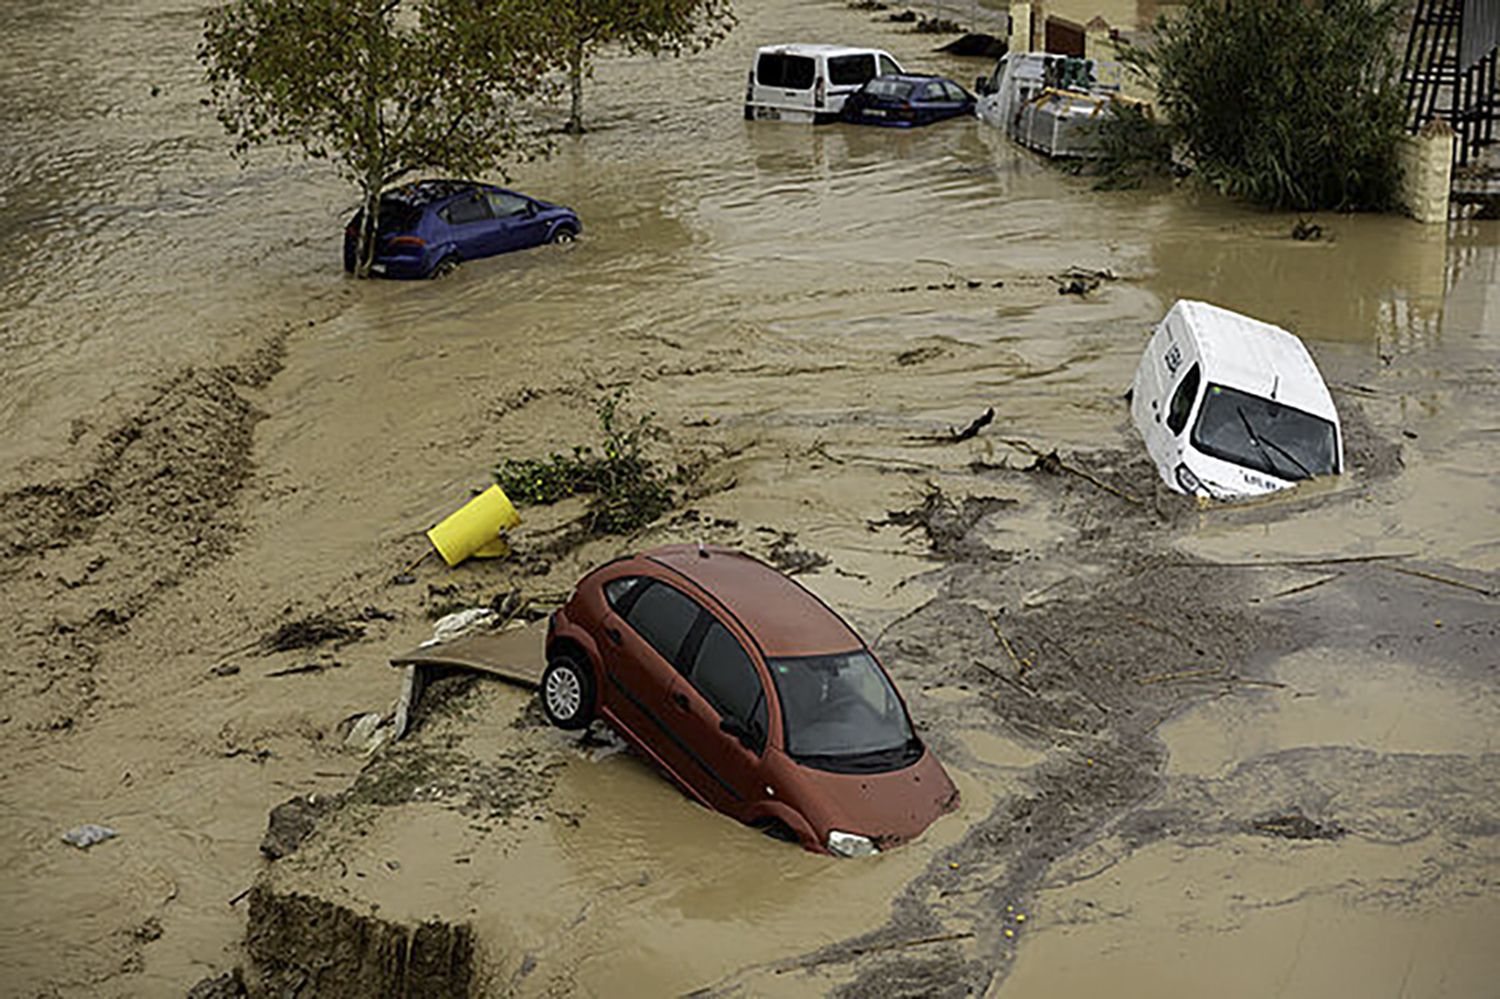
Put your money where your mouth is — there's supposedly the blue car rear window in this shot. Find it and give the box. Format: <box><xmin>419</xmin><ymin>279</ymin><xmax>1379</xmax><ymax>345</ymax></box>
<box><xmin>864</xmin><ymin>79</ymin><xmax>915</xmax><ymax>99</ymax></box>
<box><xmin>375</xmin><ymin>202</ymin><xmax>422</xmax><ymax>234</ymax></box>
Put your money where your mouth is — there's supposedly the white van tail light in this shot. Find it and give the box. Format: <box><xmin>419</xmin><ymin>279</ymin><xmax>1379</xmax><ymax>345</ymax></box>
<box><xmin>814</xmin><ymin>76</ymin><xmax>826</xmax><ymax>108</ymax></box>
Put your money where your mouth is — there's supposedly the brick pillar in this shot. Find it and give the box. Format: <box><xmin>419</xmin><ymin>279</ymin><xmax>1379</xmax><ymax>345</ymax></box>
<box><xmin>1084</xmin><ymin>16</ymin><xmax>1111</xmax><ymax>61</ymax></box>
<box><xmin>1009</xmin><ymin>2</ymin><xmax>1033</xmax><ymax>53</ymax></box>
<box><xmin>1398</xmin><ymin>118</ymin><xmax>1455</xmax><ymax>224</ymax></box>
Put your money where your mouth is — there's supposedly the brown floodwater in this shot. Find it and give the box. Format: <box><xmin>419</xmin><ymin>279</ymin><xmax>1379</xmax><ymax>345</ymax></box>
<box><xmin>1</xmin><ymin>0</ymin><xmax>1497</xmax><ymax>995</ymax></box>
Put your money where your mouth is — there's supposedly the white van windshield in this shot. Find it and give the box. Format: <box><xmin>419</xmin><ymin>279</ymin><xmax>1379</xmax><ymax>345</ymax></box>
<box><xmin>1192</xmin><ymin>384</ymin><xmax>1338</xmax><ymax>481</ymax></box>
<box><xmin>757</xmin><ymin>53</ymin><xmax>815</xmax><ymax>90</ymax></box>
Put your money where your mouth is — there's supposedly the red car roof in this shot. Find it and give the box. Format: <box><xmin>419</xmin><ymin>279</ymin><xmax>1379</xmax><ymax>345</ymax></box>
<box><xmin>643</xmin><ymin>544</ymin><xmax>862</xmax><ymax>658</ymax></box>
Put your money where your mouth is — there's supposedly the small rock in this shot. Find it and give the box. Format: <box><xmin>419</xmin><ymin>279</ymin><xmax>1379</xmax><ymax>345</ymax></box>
<box><xmin>211</xmin><ymin>663</ymin><xmax>240</xmax><ymax>677</ymax></box>
<box><xmin>342</xmin><ymin>712</ymin><xmax>387</xmax><ymax>753</ymax></box>
<box><xmin>186</xmin><ymin>968</ymin><xmax>247</xmax><ymax>999</ymax></box>
<box><xmin>62</xmin><ymin>823</ymin><xmax>118</xmax><ymax>849</ymax></box>
<box><xmin>1291</xmin><ymin>218</ymin><xmax>1323</xmax><ymax>241</ymax></box>
<box><xmin>261</xmin><ymin>795</ymin><xmax>330</xmax><ymax>859</ymax></box>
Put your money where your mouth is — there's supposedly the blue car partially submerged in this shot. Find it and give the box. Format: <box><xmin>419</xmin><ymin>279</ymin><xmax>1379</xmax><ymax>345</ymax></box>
<box><xmin>343</xmin><ymin>180</ymin><xmax>581</xmax><ymax>279</ymax></box>
<box><xmin>840</xmin><ymin>74</ymin><xmax>976</xmax><ymax>127</ymax></box>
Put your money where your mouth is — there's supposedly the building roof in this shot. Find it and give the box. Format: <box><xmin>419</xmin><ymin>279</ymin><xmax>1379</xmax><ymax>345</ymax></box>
<box><xmin>1168</xmin><ymin>300</ymin><xmax>1339</xmax><ymax>422</ymax></box>
<box><xmin>644</xmin><ymin>545</ymin><xmax>862</xmax><ymax>658</ymax></box>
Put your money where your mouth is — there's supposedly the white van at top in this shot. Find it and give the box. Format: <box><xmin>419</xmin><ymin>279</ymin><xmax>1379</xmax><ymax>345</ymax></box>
<box><xmin>1131</xmin><ymin>300</ymin><xmax>1343</xmax><ymax>500</ymax></box>
<box><xmin>745</xmin><ymin>44</ymin><xmax>905</xmax><ymax>124</ymax></box>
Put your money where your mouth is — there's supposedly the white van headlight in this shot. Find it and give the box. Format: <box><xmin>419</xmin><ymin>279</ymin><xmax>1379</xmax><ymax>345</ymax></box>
<box><xmin>1174</xmin><ymin>463</ymin><xmax>1203</xmax><ymax>495</ymax></box>
<box><xmin>827</xmin><ymin>830</ymin><xmax>878</xmax><ymax>857</ymax></box>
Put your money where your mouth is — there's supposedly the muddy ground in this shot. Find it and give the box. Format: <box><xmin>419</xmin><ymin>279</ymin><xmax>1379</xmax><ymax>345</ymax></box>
<box><xmin>2</xmin><ymin>0</ymin><xmax>1498</xmax><ymax>996</ymax></box>
<box><xmin>233</xmin><ymin>414</ymin><xmax>1499</xmax><ymax>997</ymax></box>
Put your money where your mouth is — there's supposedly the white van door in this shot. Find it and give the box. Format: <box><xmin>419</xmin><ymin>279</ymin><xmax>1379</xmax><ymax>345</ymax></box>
<box><xmin>750</xmin><ymin>51</ymin><xmax>818</xmax><ymax>122</ymax></box>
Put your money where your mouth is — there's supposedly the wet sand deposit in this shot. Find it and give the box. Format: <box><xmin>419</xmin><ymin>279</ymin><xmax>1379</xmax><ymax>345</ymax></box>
<box><xmin>2</xmin><ymin>1</ymin><xmax>1497</xmax><ymax>996</ymax></box>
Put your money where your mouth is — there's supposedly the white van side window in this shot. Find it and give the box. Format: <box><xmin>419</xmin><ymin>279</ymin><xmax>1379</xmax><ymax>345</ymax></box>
<box><xmin>878</xmin><ymin>54</ymin><xmax>902</xmax><ymax>76</ymax></box>
<box><xmin>829</xmin><ymin>54</ymin><xmax>877</xmax><ymax>86</ymax></box>
<box><xmin>1166</xmin><ymin>363</ymin><xmax>1201</xmax><ymax>435</ymax></box>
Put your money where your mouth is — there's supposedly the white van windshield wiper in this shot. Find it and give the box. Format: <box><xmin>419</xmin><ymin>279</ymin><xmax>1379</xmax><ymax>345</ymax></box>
<box><xmin>1236</xmin><ymin>406</ymin><xmax>1312</xmax><ymax>480</ymax></box>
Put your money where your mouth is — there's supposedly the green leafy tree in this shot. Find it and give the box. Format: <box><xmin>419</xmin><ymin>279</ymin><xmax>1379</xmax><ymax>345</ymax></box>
<box><xmin>541</xmin><ymin>0</ymin><xmax>736</xmax><ymax>134</ymax></box>
<box><xmin>200</xmin><ymin>0</ymin><xmax>555</xmax><ymax>277</ymax></box>
<box><xmin>1125</xmin><ymin>0</ymin><xmax>1407</xmax><ymax>211</ymax></box>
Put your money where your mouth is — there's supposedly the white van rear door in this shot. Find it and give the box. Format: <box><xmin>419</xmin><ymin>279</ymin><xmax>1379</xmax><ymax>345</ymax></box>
<box><xmin>755</xmin><ymin>51</ymin><xmax>817</xmax><ymax>110</ymax></box>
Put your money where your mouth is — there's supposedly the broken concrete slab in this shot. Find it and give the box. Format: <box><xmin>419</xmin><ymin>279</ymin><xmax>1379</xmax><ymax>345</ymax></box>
<box><xmin>389</xmin><ymin>621</ymin><xmax>547</xmax><ymax>740</ymax></box>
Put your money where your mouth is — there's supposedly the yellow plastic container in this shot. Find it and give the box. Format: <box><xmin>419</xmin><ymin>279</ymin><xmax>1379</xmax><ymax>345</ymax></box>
<box><xmin>426</xmin><ymin>485</ymin><xmax>521</xmax><ymax>567</ymax></box>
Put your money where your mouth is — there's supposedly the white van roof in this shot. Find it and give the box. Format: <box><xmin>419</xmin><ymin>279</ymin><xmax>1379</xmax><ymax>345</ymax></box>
<box><xmin>1168</xmin><ymin>300</ymin><xmax>1337</xmax><ymax>422</ymax></box>
<box><xmin>754</xmin><ymin>43</ymin><xmax>888</xmax><ymax>57</ymax></box>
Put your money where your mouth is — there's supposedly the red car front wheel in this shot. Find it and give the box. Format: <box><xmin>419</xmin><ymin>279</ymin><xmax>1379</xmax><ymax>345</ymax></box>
<box><xmin>541</xmin><ymin>654</ymin><xmax>596</xmax><ymax>729</ymax></box>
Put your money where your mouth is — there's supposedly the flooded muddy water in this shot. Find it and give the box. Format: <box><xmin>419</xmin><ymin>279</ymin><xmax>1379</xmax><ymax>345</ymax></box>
<box><xmin>1</xmin><ymin>0</ymin><xmax>1497</xmax><ymax>996</ymax></box>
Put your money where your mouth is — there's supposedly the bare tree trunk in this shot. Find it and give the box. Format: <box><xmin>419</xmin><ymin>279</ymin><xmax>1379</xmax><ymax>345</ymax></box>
<box><xmin>566</xmin><ymin>37</ymin><xmax>586</xmax><ymax>134</ymax></box>
<box><xmin>356</xmin><ymin>181</ymin><xmax>381</xmax><ymax>279</ymax></box>
<box><xmin>355</xmin><ymin>2</ymin><xmax>383</xmax><ymax>278</ymax></box>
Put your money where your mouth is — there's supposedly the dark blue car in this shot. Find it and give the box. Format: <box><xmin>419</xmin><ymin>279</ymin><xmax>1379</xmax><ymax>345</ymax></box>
<box><xmin>343</xmin><ymin>180</ymin><xmax>581</xmax><ymax>279</ymax></box>
<box><xmin>840</xmin><ymin>74</ymin><xmax>976</xmax><ymax>127</ymax></box>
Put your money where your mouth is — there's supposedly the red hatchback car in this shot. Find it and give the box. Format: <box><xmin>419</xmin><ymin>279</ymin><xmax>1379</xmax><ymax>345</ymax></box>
<box><xmin>542</xmin><ymin>544</ymin><xmax>958</xmax><ymax>855</ymax></box>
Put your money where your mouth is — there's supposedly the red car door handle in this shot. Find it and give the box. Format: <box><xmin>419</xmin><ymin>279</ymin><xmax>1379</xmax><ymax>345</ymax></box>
<box><xmin>672</xmin><ymin>692</ymin><xmax>689</xmax><ymax>710</ymax></box>
<box><xmin>605</xmin><ymin>627</ymin><xmax>623</xmax><ymax>645</ymax></box>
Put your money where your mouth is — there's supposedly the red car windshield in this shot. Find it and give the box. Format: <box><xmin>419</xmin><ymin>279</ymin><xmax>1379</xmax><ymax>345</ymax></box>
<box><xmin>768</xmin><ymin>651</ymin><xmax>918</xmax><ymax>771</ymax></box>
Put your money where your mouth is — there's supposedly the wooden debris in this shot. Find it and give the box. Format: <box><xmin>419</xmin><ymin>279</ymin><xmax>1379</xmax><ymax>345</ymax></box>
<box><xmin>986</xmin><ymin>613</ymin><xmax>1027</xmax><ymax>675</ymax></box>
<box><xmin>1137</xmin><ymin>666</ymin><xmax>1223</xmax><ymax>686</ymax></box>
<box><xmin>1261</xmin><ymin>572</ymin><xmax>1341</xmax><ymax>600</ymax></box>
<box><xmin>774</xmin><ymin>930</ymin><xmax>977</xmax><ymax>973</ymax></box>
<box><xmin>1381</xmin><ymin>564</ymin><xmax>1495</xmax><ymax>598</ymax></box>
<box><xmin>997</xmin><ymin>437</ymin><xmax>1144</xmax><ymax>506</ymax></box>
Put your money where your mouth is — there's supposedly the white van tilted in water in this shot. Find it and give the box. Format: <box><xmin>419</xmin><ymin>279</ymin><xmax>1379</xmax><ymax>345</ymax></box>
<box><xmin>745</xmin><ymin>44</ymin><xmax>904</xmax><ymax>124</ymax></box>
<box><xmin>1131</xmin><ymin>300</ymin><xmax>1342</xmax><ymax>500</ymax></box>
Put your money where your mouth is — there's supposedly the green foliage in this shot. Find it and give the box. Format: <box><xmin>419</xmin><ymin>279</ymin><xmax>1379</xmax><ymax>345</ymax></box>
<box><xmin>199</xmin><ymin>0</ymin><xmax>555</xmax><ymax>276</ymax></box>
<box><xmin>1075</xmin><ymin>101</ymin><xmax>1177</xmax><ymax>190</ymax></box>
<box><xmin>536</xmin><ymin>0</ymin><xmax>737</xmax><ymax>133</ymax></box>
<box><xmin>496</xmin><ymin>390</ymin><xmax>674</xmax><ymax>535</ymax></box>
<box><xmin>1125</xmin><ymin>0</ymin><xmax>1406</xmax><ymax>211</ymax></box>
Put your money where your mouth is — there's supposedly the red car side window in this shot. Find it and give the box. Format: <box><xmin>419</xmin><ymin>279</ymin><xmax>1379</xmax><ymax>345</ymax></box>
<box><xmin>603</xmin><ymin>575</ymin><xmax>646</xmax><ymax>614</ymax></box>
<box><xmin>686</xmin><ymin>621</ymin><xmax>767</xmax><ymax>750</ymax></box>
<box><xmin>622</xmin><ymin>581</ymin><xmax>700</xmax><ymax>666</ymax></box>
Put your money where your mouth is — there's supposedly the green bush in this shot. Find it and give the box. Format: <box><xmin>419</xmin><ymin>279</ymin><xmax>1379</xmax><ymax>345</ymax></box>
<box><xmin>496</xmin><ymin>390</ymin><xmax>673</xmax><ymax>535</ymax></box>
<box><xmin>1126</xmin><ymin>0</ymin><xmax>1407</xmax><ymax>211</ymax></box>
<box><xmin>1078</xmin><ymin>101</ymin><xmax>1178</xmax><ymax>189</ymax></box>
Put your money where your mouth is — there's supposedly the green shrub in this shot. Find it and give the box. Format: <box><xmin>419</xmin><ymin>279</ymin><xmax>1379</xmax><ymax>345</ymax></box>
<box><xmin>1077</xmin><ymin>101</ymin><xmax>1178</xmax><ymax>189</ymax></box>
<box><xmin>1126</xmin><ymin>0</ymin><xmax>1407</xmax><ymax>211</ymax></box>
<box><xmin>496</xmin><ymin>390</ymin><xmax>673</xmax><ymax>535</ymax></box>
